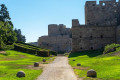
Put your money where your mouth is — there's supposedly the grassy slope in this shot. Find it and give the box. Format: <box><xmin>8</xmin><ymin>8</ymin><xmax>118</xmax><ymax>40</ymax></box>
<box><xmin>69</xmin><ymin>50</ymin><xmax>120</xmax><ymax>80</ymax></box>
<box><xmin>0</xmin><ymin>50</ymin><xmax>54</xmax><ymax>80</ymax></box>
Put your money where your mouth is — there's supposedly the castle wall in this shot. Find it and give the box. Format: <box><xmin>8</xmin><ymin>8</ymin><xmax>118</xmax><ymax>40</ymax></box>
<box><xmin>72</xmin><ymin>25</ymin><xmax>116</xmax><ymax>52</ymax></box>
<box><xmin>85</xmin><ymin>0</ymin><xmax>119</xmax><ymax>26</ymax></box>
<box><xmin>38</xmin><ymin>35</ymin><xmax>72</xmax><ymax>52</ymax></box>
<box><xmin>48</xmin><ymin>24</ymin><xmax>71</xmax><ymax>37</ymax></box>
<box><xmin>38</xmin><ymin>24</ymin><xmax>72</xmax><ymax>52</ymax></box>
<box><xmin>72</xmin><ymin>0</ymin><xmax>120</xmax><ymax>52</ymax></box>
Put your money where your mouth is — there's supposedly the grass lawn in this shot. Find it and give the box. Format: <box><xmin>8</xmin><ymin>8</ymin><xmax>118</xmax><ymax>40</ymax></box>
<box><xmin>69</xmin><ymin>50</ymin><xmax>120</xmax><ymax>80</ymax></box>
<box><xmin>0</xmin><ymin>50</ymin><xmax>55</xmax><ymax>80</ymax></box>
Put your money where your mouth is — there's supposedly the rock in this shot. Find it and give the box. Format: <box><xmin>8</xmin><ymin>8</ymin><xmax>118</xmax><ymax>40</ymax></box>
<box><xmin>16</xmin><ymin>71</ymin><xmax>25</xmax><ymax>77</ymax></box>
<box><xmin>87</xmin><ymin>69</ymin><xmax>97</xmax><ymax>78</ymax></box>
<box><xmin>77</xmin><ymin>63</ymin><xmax>81</xmax><ymax>66</ymax></box>
<box><xmin>43</xmin><ymin>59</ymin><xmax>46</xmax><ymax>62</ymax></box>
<box><xmin>72</xmin><ymin>59</ymin><xmax>75</xmax><ymax>61</ymax></box>
<box><xmin>34</xmin><ymin>62</ymin><xmax>39</xmax><ymax>67</ymax></box>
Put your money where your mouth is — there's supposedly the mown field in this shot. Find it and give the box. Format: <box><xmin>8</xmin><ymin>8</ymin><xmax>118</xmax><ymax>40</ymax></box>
<box><xmin>69</xmin><ymin>48</ymin><xmax>120</xmax><ymax>80</ymax></box>
<box><xmin>0</xmin><ymin>50</ymin><xmax>55</xmax><ymax>80</ymax></box>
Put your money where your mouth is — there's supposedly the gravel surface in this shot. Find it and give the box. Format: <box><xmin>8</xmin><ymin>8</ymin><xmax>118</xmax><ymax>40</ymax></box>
<box><xmin>37</xmin><ymin>56</ymin><xmax>78</xmax><ymax>80</ymax></box>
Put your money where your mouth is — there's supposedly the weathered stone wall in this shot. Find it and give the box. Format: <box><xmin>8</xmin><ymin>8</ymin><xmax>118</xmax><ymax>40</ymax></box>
<box><xmin>48</xmin><ymin>24</ymin><xmax>71</xmax><ymax>37</ymax></box>
<box><xmin>85</xmin><ymin>0</ymin><xmax>120</xmax><ymax>26</ymax></box>
<box><xmin>72</xmin><ymin>20</ymin><xmax>116</xmax><ymax>52</ymax></box>
<box><xmin>71</xmin><ymin>0</ymin><xmax>120</xmax><ymax>52</ymax></box>
<box><xmin>38</xmin><ymin>35</ymin><xmax>72</xmax><ymax>52</ymax></box>
<box><xmin>38</xmin><ymin>24</ymin><xmax>72</xmax><ymax>52</ymax></box>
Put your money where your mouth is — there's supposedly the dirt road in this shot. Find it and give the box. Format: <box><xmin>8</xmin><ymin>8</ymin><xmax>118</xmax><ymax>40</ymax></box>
<box><xmin>37</xmin><ymin>56</ymin><xmax>78</xmax><ymax>80</ymax></box>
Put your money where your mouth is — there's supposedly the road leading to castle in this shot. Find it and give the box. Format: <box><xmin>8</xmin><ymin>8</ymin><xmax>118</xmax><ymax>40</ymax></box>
<box><xmin>37</xmin><ymin>56</ymin><xmax>77</xmax><ymax>80</ymax></box>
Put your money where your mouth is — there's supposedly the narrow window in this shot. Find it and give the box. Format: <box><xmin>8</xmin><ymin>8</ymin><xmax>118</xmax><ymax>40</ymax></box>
<box><xmin>101</xmin><ymin>35</ymin><xmax>103</xmax><ymax>38</ymax></box>
<box><xmin>91</xmin><ymin>47</ymin><xmax>93</xmax><ymax>50</ymax></box>
<box><xmin>90</xmin><ymin>36</ymin><xmax>93</xmax><ymax>40</ymax></box>
<box><xmin>80</xmin><ymin>47</ymin><xmax>83</xmax><ymax>49</ymax></box>
<box><xmin>92</xmin><ymin>4</ymin><xmax>95</xmax><ymax>6</ymax></box>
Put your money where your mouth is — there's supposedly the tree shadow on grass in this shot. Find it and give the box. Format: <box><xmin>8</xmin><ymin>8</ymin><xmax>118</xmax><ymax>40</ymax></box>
<box><xmin>68</xmin><ymin>49</ymin><xmax>103</xmax><ymax>58</ymax></box>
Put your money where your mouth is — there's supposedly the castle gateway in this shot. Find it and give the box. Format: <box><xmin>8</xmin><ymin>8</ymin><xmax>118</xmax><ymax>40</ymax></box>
<box><xmin>72</xmin><ymin>0</ymin><xmax>120</xmax><ymax>52</ymax></box>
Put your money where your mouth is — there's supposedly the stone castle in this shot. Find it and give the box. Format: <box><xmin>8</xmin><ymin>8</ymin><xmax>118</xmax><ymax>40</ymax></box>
<box><xmin>38</xmin><ymin>24</ymin><xmax>72</xmax><ymax>52</ymax></box>
<box><xmin>38</xmin><ymin>0</ymin><xmax>120</xmax><ymax>52</ymax></box>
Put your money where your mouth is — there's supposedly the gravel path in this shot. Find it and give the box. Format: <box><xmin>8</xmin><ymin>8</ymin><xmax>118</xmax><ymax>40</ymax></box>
<box><xmin>37</xmin><ymin>56</ymin><xmax>78</xmax><ymax>80</ymax></box>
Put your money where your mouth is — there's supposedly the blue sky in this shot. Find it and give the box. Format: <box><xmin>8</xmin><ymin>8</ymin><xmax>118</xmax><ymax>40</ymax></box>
<box><xmin>0</xmin><ymin>0</ymin><xmax>105</xmax><ymax>42</ymax></box>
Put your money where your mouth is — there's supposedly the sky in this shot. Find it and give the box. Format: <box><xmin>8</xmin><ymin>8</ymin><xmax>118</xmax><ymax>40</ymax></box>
<box><xmin>0</xmin><ymin>0</ymin><xmax>111</xmax><ymax>42</ymax></box>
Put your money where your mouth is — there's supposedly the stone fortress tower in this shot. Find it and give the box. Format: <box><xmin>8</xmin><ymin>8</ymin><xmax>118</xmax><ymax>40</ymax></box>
<box><xmin>72</xmin><ymin>0</ymin><xmax>120</xmax><ymax>52</ymax></box>
<box><xmin>38</xmin><ymin>24</ymin><xmax>72</xmax><ymax>52</ymax></box>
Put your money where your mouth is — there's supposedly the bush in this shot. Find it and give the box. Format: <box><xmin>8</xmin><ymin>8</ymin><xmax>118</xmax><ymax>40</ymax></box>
<box><xmin>37</xmin><ymin>51</ymin><xmax>50</xmax><ymax>57</ymax></box>
<box><xmin>14</xmin><ymin>42</ymin><xmax>58</xmax><ymax>57</ymax></box>
<box><xmin>14</xmin><ymin>45</ymin><xmax>37</xmax><ymax>54</ymax></box>
<box><xmin>103</xmin><ymin>43</ymin><xmax>120</xmax><ymax>54</ymax></box>
<box><xmin>16</xmin><ymin>42</ymin><xmax>47</xmax><ymax>49</ymax></box>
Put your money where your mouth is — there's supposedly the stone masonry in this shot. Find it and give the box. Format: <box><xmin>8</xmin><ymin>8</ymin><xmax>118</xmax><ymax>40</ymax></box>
<box><xmin>38</xmin><ymin>24</ymin><xmax>72</xmax><ymax>52</ymax></box>
<box><xmin>72</xmin><ymin>0</ymin><xmax>120</xmax><ymax>52</ymax></box>
<box><xmin>38</xmin><ymin>0</ymin><xmax>120</xmax><ymax>52</ymax></box>
<box><xmin>85</xmin><ymin>0</ymin><xmax>120</xmax><ymax>26</ymax></box>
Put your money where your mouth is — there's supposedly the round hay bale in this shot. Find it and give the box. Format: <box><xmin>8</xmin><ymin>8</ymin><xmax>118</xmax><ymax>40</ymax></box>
<box><xmin>87</xmin><ymin>69</ymin><xmax>97</xmax><ymax>78</ymax></box>
<box><xmin>16</xmin><ymin>71</ymin><xmax>25</xmax><ymax>77</ymax></box>
<box><xmin>34</xmin><ymin>62</ymin><xmax>39</xmax><ymax>67</ymax></box>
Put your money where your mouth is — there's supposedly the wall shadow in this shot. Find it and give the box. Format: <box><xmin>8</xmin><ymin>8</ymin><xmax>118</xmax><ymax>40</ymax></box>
<box><xmin>68</xmin><ymin>49</ymin><xmax>103</xmax><ymax>58</ymax></box>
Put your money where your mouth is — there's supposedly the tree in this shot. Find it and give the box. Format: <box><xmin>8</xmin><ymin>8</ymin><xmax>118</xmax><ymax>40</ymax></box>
<box><xmin>0</xmin><ymin>4</ymin><xmax>11</xmax><ymax>22</ymax></box>
<box><xmin>14</xmin><ymin>29</ymin><xmax>26</xmax><ymax>43</ymax></box>
<box><xmin>0</xmin><ymin>21</ymin><xmax>17</xmax><ymax>49</ymax></box>
<box><xmin>0</xmin><ymin>4</ymin><xmax>17</xmax><ymax>49</ymax></box>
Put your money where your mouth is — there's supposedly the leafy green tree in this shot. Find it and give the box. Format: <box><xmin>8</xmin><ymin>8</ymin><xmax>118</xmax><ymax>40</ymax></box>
<box><xmin>0</xmin><ymin>22</ymin><xmax>17</xmax><ymax>49</ymax></box>
<box><xmin>15</xmin><ymin>29</ymin><xmax>26</xmax><ymax>43</ymax></box>
<box><xmin>0</xmin><ymin>4</ymin><xmax>11</xmax><ymax>21</ymax></box>
<box><xmin>0</xmin><ymin>4</ymin><xmax>17</xmax><ymax>50</ymax></box>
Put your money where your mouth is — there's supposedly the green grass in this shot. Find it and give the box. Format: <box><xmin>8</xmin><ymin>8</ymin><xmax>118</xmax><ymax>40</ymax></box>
<box><xmin>0</xmin><ymin>50</ymin><xmax>55</xmax><ymax>80</ymax></box>
<box><xmin>69</xmin><ymin>50</ymin><xmax>120</xmax><ymax>80</ymax></box>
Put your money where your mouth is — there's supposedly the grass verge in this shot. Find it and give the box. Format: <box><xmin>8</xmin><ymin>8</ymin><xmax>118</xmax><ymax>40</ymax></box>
<box><xmin>69</xmin><ymin>50</ymin><xmax>120</xmax><ymax>80</ymax></box>
<box><xmin>0</xmin><ymin>50</ymin><xmax>55</xmax><ymax>80</ymax></box>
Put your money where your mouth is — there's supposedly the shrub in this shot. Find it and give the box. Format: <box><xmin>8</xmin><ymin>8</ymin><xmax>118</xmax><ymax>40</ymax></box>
<box><xmin>14</xmin><ymin>42</ymin><xmax>56</xmax><ymax>57</ymax></box>
<box><xmin>37</xmin><ymin>51</ymin><xmax>50</xmax><ymax>57</ymax></box>
<box><xmin>103</xmin><ymin>43</ymin><xmax>120</xmax><ymax>54</ymax></box>
<box><xmin>14</xmin><ymin>45</ymin><xmax>37</xmax><ymax>54</ymax></box>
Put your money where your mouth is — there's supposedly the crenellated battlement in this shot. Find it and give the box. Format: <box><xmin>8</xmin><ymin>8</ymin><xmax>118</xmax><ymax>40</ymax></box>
<box><xmin>85</xmin><ymin>0</ymin><xmax>120</xmax><ymax>26</ymax></box>
<box><xmin>85</xmin><ymin>0</ymin><xmax>118</xmax><ymax>7</ymax></box>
